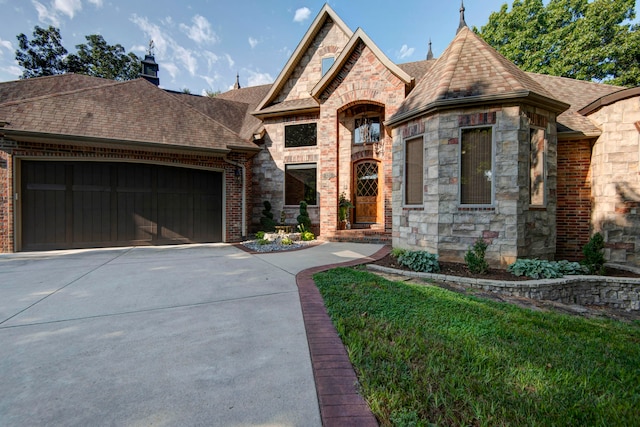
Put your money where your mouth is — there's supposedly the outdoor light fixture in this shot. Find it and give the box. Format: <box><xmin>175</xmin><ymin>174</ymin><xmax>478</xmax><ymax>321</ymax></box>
<box><xmin>234</xmin><ymin>165</ymin><xmax>242</xmax><ymax>184</ymax></box>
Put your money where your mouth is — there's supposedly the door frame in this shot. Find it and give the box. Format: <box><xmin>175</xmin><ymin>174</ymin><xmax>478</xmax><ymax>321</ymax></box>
<box><xmin>352</xmin><ymin>159</ymin><xmax>382</xmax><ymax>224</ymax></box>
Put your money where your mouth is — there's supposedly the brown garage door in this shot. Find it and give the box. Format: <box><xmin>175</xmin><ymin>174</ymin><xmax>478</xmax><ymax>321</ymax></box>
<box><xmin>21</xmin><ymin>161</ymin><xmax>223</xmax><ymax>251</ymax></box>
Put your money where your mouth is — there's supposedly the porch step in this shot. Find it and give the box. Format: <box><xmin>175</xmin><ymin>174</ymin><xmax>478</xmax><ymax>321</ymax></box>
<box><xmin>321</xmin><ymin>229</ymin><xmax>392</xmax><ymax>245</ymax></box>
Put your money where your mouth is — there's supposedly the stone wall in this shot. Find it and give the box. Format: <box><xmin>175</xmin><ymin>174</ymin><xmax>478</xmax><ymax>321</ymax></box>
<box><xmin>588</xmin><ymin>96</ymin><xmax>640</xmax><ymax>266</ymax></box>
<box><xmin>369</xmin><ymin>264</ymin><xmax>640</xmax><ymax>311</ymax></box>
<box><xmin>392</xmin><ymin>103</ymin><xmax>558</xmax><ymax>267</ymax></box>
<box><xmin>0</xmin><ymin>140</ymin><xmax>251</xmax><ymax>252</ymax></box>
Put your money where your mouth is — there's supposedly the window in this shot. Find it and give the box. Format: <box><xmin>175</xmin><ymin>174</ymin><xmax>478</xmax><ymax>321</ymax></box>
<box><xmin>285</xmin><ymin>164</ymin><xmax>317</xmax><ymax>205</ymax></box>
<box><xmin>460</xmin><ymin>127</ymin><xmax>493</xmax><ymax>205</ymax></box>
<box><xmin>354</xmin><ymin>117</ymin><xmax>381</xmax><ymax>144</ymax></box>
<box><xmin>285</xmin><ymin>123</ymin><xmax>317</xmax><ymax>148</ymax></box>
<box><xmin>321</xmin><ymin>57</ymin><xmax>335</xmax><ymax>76</ymax></box>
<box><xmin>405</xmin><ymin>136</ymin><xmax>424</xmax><ymax>205</ymax></box>
<box><xmin>530</xmin><ymin>127</ymin><xmax>546</xmax><ymax>206</ymax></box>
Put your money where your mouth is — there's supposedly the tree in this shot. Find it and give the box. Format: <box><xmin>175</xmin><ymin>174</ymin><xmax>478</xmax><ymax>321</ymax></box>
<box><xmin>16</xmin><ymin>25</ymin><xmax>68</xmax><ymax>78</ymax></box>
<box><xmin>16</xmin><ymin>26</ymin><xmax>141</xmax><ymax>81</ymax></box>
<box><xmin>65</xmin><ymin>34</ymin><xmax>140</xmax><ymax>81</ymax></box>
<box><xmin>477</xmin><ymin>0</ymin><xmax>640</xmax><ymax>87</ymax></box>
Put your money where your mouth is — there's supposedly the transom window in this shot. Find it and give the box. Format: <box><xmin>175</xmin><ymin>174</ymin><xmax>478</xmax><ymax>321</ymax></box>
<box><xmin>285</xmin><ymin>164</ymin><xmax>317</xmax><ymax>206</ymax></box>
<box><xmin>460</xmin><ymin>127</ymin><xmax>493</xmax><ymax>205</ymax></box>
<box><xmin>354</xmin><ymin>117</ymin><xmax>381</xmax><ymax>144</ymax></box>
<box><xmin>405</xmin><ymin>136</ymin><xmax>424</xmax><ymax>205</ymax></box>
<box><xmin>285</xmin><ymin>123</ymin><xmax>317</xmax><ymax>148</ymax></box>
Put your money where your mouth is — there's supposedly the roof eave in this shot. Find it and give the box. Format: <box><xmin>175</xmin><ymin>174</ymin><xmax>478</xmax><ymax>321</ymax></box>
<box><xmin>254</xmin><ymin>4</ymin><xmax>353</xmax><ymax>113</ymax></box>
<box><xmin>385</xmin><ymin>91</ymin><xmax>570</xmax><ymax>128</ymax></box>
<box><xmin>311</xmin><ymin>28</ymin><xmax>414</xmax><ymax>100</ymax></box>
<box><xmin>252</xmin><ymin>105</ymin><xmax>320</xmax><ymax>119</ymax></box>
<box><xmin>0</xmin><ymin>129</ymin><xmax>232</xmax><ymax>156</ymax></box>
<box><xmin>578</xmin><ymin>86</ymin><xmax>640</xmax><ymax>116</ymax></box>
<box><xmin>557</xmin><ymin>130</ymin><xmax>602</xmax><ymax>140</ymax></box>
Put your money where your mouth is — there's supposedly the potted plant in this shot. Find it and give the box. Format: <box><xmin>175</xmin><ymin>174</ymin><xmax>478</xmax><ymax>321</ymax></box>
<box><xmin>338</xmin><ymin>192</ymin><xmax>353</xmax><ymax>230</ymax></box>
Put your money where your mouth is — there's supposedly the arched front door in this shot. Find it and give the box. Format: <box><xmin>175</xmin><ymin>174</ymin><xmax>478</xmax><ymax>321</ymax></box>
<box><xmin>353</xmin><ymin>160</ymin><xmax>380</xmax><ymax>224</ymax></box>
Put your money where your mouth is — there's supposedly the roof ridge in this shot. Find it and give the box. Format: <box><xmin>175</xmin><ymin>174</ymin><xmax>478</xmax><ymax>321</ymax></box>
<box><xmin>0</xmin><ymin>76</ymin><xmax>126</xmax><ymax>108</ymax></box>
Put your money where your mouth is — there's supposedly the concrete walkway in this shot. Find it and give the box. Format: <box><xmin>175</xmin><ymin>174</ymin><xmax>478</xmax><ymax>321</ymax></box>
<box><xmin>0</xmin><ymin>242</ymin><xmax>383</xmax><ymax>427</ymax></box>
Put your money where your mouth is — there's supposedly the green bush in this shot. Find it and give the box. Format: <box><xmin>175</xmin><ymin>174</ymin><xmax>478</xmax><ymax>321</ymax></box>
<box><xmin>281</xmin><ymin>237</ymin><xmax>293</xmax><ymax>245</ymax></box>
<box><xmin>582</xmin><ymin>232</ymin><xmax>606</xmax><ymax>275</ymax></box>
<box><xmin>255</xmin><ymin>231</ymin><xmax>265</xmax><ymax>239</ymax></box>
<box><xmin>260</xmin><ymin>201</ymin><xmax>276</xmax><ymax>232</ymax></box>
<box><xmin>556</xmin><ymin>260</ymin><xmax>589</xmax><ymax>275</ymax></box>
<box><xmin>397</xmin><ymin>250</ymin><xmax>440</xmax><ymax>273</ymax></box>
<box><xmin>297</xmin><ymin>201</ymin><xmax>312</xmax><ymax>231</ymax></box>
<box><xmin>390</xmin><ymin>247</ymin><xmax>407</xmax><ymax>259</ymax></box>
<box><xmin>508</xmin><ymin>259</ymin><xmax>590</xmax><ymax>279</ymax></box>
<box><xmin>301</xmin><ymin>231</ymin><xmax>315</xmax><ymax>241</ymax></box>
<box><xmin>257</xmin><ymin>238</ymin><xmax>270</xmax><ymax>245</ymax></box>
<box><xmin>464</xmin><ymin>238</ymin><xmax>489</xmax><ymax>274</ymax></box>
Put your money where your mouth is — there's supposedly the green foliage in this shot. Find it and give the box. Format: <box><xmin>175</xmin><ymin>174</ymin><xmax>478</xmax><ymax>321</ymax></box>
<box><xmin>397</xmin><ymin>250</ymin><xmax>440</xmax><ymax>273</ymax></box>
<box><xmin>16</xmin><ymin>25</ymin><xmax>68</xmax><ymax>78</ymax></box>
<box><xmin>65</xmin><ymin>34</ymin><xmax>140</xmax><ymax>81</ymax></box>
<box><xmin>255</xmin><ymin>231</ymin><xmax>265</xmax><ymax>239</ymax></box>
<box><xmin>508</xmin><ymin>259</ymin><xmax>590</xmax><ymax>279</ymax></box>
<box><xmin>390</xmin><ymin>247</ymin><xmax>407</xmax><ymax>259</ymax></box>
<box><xmin>296</xmin><ymin>201</ymin><xmax>312</xmax><ymax>230</ymax></box>
<box><xmin>314</xmin><ymin>267</ymin><xmax>640</xmax><ymax>426</ymax></box>
<box><xmin>300</xmin><ymin>231</ymin><xmax>315</xmax><ymax>241</ymax></box>
<box><xmin>464</xmin><ymin>238</ymin><xmax>489</xmax><ymax>274</ymax></box>
<box><xmin>281</xmin><ymin>237</ymin><xmax>293</xmax><ymax>245</ymax></box>
<box><xmin>260</xmin><ymin>201</ymin><xmax>276</xmax><ymax>232</ymax></box>
<box><xmin>16</xmin><ymin>26</ymin><xmax>140</xmax><ymax>81</ymax></box>
<box><xmin>476</xmin><ymin>0</ymin><xmax>640</xmax><ymax>87</ymax></box>
<box><xmin>582</xmin><ymin>232</ymin><xmax>606</xmax><ymax>275</ymax></box>
<box><xmin>256</xmin><ymin>238</ymin><xmax>269</xmax><ymax>245</ymax></box>
<box><xmin>338</xmin><ymin>192</ymin><xmax>353</xmax><ymax>221</ymax></box>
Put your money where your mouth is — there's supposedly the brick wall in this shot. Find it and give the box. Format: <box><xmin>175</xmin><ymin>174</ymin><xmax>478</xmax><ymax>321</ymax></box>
<box><xmin>0</xmin><ymin>140</ymin><xmax>251</xmax><ymax>252</ymax></box>
<box><xmin>556</xmin><ymin>138</ymin><xmax>593</xmax><ymax>261</ymax></box>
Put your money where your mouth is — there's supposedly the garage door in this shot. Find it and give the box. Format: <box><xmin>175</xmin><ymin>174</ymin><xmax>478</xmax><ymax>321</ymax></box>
<box><xmin>21</xmin><ymin>161</ymin><xmax>223</xmax><ymax>251</ymax></box>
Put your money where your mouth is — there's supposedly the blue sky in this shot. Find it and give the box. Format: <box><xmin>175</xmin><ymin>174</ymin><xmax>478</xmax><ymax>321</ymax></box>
<box><xmin>0</xmin><ymin>1</ymin><xmax>638</xmax><ymax>94</ymax></box>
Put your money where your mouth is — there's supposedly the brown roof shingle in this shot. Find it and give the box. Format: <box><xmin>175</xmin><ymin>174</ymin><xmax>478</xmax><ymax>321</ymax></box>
<box><xmin>0</xmin><ymin>77</ymin><xmax>258</xmax><ymax>153</ymax></box>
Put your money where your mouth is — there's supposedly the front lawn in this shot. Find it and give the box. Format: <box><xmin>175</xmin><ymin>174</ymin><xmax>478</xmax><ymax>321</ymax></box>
<box><xmin>313</xmin><ymin>268</ymin><xmax>640</xmax><ymax>426</ymax></box>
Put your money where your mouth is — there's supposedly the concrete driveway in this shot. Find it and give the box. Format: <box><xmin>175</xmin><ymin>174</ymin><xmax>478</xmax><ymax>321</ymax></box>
<box><xmin>0</xmin><ymin>242</ymin><xmax>383</xmax><ymax>426</ymax></box>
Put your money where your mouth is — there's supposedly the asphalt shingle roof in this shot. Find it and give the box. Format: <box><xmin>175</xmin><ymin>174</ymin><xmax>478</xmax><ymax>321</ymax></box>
<box><xmin>0</xmin><ymin>76</ymin><xmax>258</xmax><ymax>153</ymax></box>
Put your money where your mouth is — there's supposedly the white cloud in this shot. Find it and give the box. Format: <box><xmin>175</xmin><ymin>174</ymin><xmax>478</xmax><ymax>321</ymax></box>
<box><xmin>201</xmin><ymin>51</ymin><xmax>219</xmax><ymax>71</ymax></box>
<box><xmin>53</xmin><ymin>0</ymin><xmax>82</xmax><ymax>18</ymax></box>
<box><xmin>247</xmin><ymin>70</ymin><xmax>273</xmax><ymax>86</ymax></box>
<box><xmin>131</xmin><ymin>14</ymin><xmax>169</xmax><ymax>57</ymax></box>
<box><xmin>161</xmin><ymin>62</ymin><xmax>179</xmax><ymax>80</ymax></box>
<box><xmin>0</xmin><ymin>64</ymin><xmax>23</xmax><ymax>78</ymax></box>
<box><xmin>293</xmin><ymin>7</ymin><xmax>311</xmax><ymax>23</ymax></box>
<box><xmin>0</xmin><ymin>38</ymin><xmax>12</xmax><ymax>54</ymax></box>
<box><xmin>398</xmin><ymin>44</ymin><xmax>415</xmax><ymax>59</ymax></box>
<box><xmin>248</xmin><ymin>37</ymin><xmax>258</xmax><ymax>49</ymax></box>
<box><xmin>87</xmin><ymin>0</ymin><xmax>102</xmax><ymax>6</ymax></box>
<box><xmin>224</xmin><ymin>53</ymin><xmax>234</xmax><ymax>69</ymax></box>
<box><xmin>32</xmin><ymin>0</ymin><xmax>60</xmax><ymax>26</ymax></box>
<box><xmin>180</xmin><ymin>15</ymin><xmax>218</xmax><ymax>45</ymax></box>
<box><xmin>173</xmin><ymin>45</ymin><xmax>197</xmax><ymax>76</ymax></box>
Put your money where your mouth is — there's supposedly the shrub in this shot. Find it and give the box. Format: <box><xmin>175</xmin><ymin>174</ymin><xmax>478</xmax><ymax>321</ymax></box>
<box><xmin>464</xmin><ymin>238</ymin><xmax>489</xmax><ymax>274</ymax></box>
<box><xmin>255</xmin><ymin>231</ymin><xmax>265</xmax><ymax>239</ymax></box>
<box><xmin>256</xmin><ymin>238</ymin><xmax>270</xmax><ymax>245</ymax></box>
<box><xmin>582</xmin><ymin>232</ymin><xmax>606</xmax><ymax>275</ymax></box>
<box><xmin>390</xmin><ymin>247</ymin><xmax>407</xmax><ymax>259</ymax></box>
<box><xmin>297</xmin><ymin>201</ymin><xmax>312</xmax><ymax>231</ymax></box>
<box><xmin>260</xmin><ymin>201</ymin><xmax>276</xmax><ymax>232</ymax></box>
<box><xmin>281</xmin><ymin>237</ymin><xmax>293</xmax><ymax>245</ymax></box>
<box><xmin>508</xmin><ymin>259</ymin><xmax>563</xmax><ymax>279</ymax></box>
<box><xmin>301</xmin><ymin>231</ymin><xmax>315</xmax><ymax>241</ymax></box>
<box><xmin>397</xmin><ymin>250</ymin><xmax>440</xmax><ymax>273</ymax></box>
<box><xmin>556</xmin><ymin>260</ymin><xmax>589</xmax><ymax>275</ymax></box>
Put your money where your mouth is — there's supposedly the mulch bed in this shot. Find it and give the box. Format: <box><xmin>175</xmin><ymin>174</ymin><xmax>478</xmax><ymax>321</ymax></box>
<box><xmin>371</xmin><ymin>253</ymin><xmax>640</xmax><ymax>280</ymax></box>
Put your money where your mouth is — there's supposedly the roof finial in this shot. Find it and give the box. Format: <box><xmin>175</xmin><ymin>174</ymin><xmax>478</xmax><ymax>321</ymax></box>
<box><xmin>457</xmin><ymin>0</ymin><xmax>468</xmax><ymax>34</ymax></box>
<box><xmin>233</xmin><ymin>72</ymin><xmax>241</xmax><ymax>90</ymax></box>
<box><xmin>147</xmin><ymin>40</ymin><xmax>155</xmax><ymax>56</ymax></box>
<box><xmin>426</xmin><ymin>38</ymin><xmax>434</xmax><ymax>60</ymax></box>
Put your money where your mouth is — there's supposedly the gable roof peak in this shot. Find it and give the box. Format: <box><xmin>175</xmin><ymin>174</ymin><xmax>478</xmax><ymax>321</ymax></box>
<box><xmin>457</xmin><ymin>0</ymin><xmax>468</xmax><ymax>34</ymax></box>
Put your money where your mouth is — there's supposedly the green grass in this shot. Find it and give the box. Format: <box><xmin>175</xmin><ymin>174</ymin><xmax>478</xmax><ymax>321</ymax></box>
<box><xmin>313</xmin><ymin>268</ymin><xmax>640</xmax><ymax>427</ymax></box>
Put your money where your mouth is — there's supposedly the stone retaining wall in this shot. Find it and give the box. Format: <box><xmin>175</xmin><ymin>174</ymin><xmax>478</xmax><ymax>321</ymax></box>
<box><xmin>368</xmin><ymin>264</ymin><xmax>640</xmax><ymax>311</ymax></box>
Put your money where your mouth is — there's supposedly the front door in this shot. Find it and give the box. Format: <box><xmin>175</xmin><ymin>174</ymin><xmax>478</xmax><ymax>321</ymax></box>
<box><xmin>354</xmin><ymin>161</ymin><xmax>380</xmax><ymax>224</ymax></box>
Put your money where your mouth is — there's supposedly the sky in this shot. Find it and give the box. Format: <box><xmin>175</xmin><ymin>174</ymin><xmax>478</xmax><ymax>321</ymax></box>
<box><xmin>0</xmin><ymin>0</ymin><xmax>639</xmax><ymax>95</ymax></box>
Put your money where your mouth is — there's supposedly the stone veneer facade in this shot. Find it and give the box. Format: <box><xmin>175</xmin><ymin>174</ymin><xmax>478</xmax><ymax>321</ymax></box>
<box><xmin>0</xmin><ymin>141</ymin><xmax>252</xmax><ymax>252</ymax></box>
<box><xmin>392</xmin><ymin>104</ymin><xmax>558</xmax><ymax>267</ymax></box>
<box><xmin>588</xmin><ymin>96</ymin><xmax>640</xmax><ymax>266</ymax></box>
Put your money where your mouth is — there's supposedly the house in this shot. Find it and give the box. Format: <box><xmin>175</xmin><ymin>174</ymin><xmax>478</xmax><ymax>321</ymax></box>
<box><xmin>1</xmin><ymin>4</ymin><xmax>639</xmax><ymax>268</ymax></box>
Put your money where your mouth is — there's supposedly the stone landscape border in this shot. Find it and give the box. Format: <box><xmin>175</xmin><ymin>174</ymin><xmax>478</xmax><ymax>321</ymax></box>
<box><xmin>368</xmin><ymin>263</ymin><xmax>640</xmax><ymax>311</ymax></box>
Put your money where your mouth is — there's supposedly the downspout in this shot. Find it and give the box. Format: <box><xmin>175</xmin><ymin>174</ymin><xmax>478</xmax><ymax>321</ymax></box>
<box><xmin>223</xmin><ymin>156</ymin><xmax>246</xmax><ymax>239</ymax></box>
